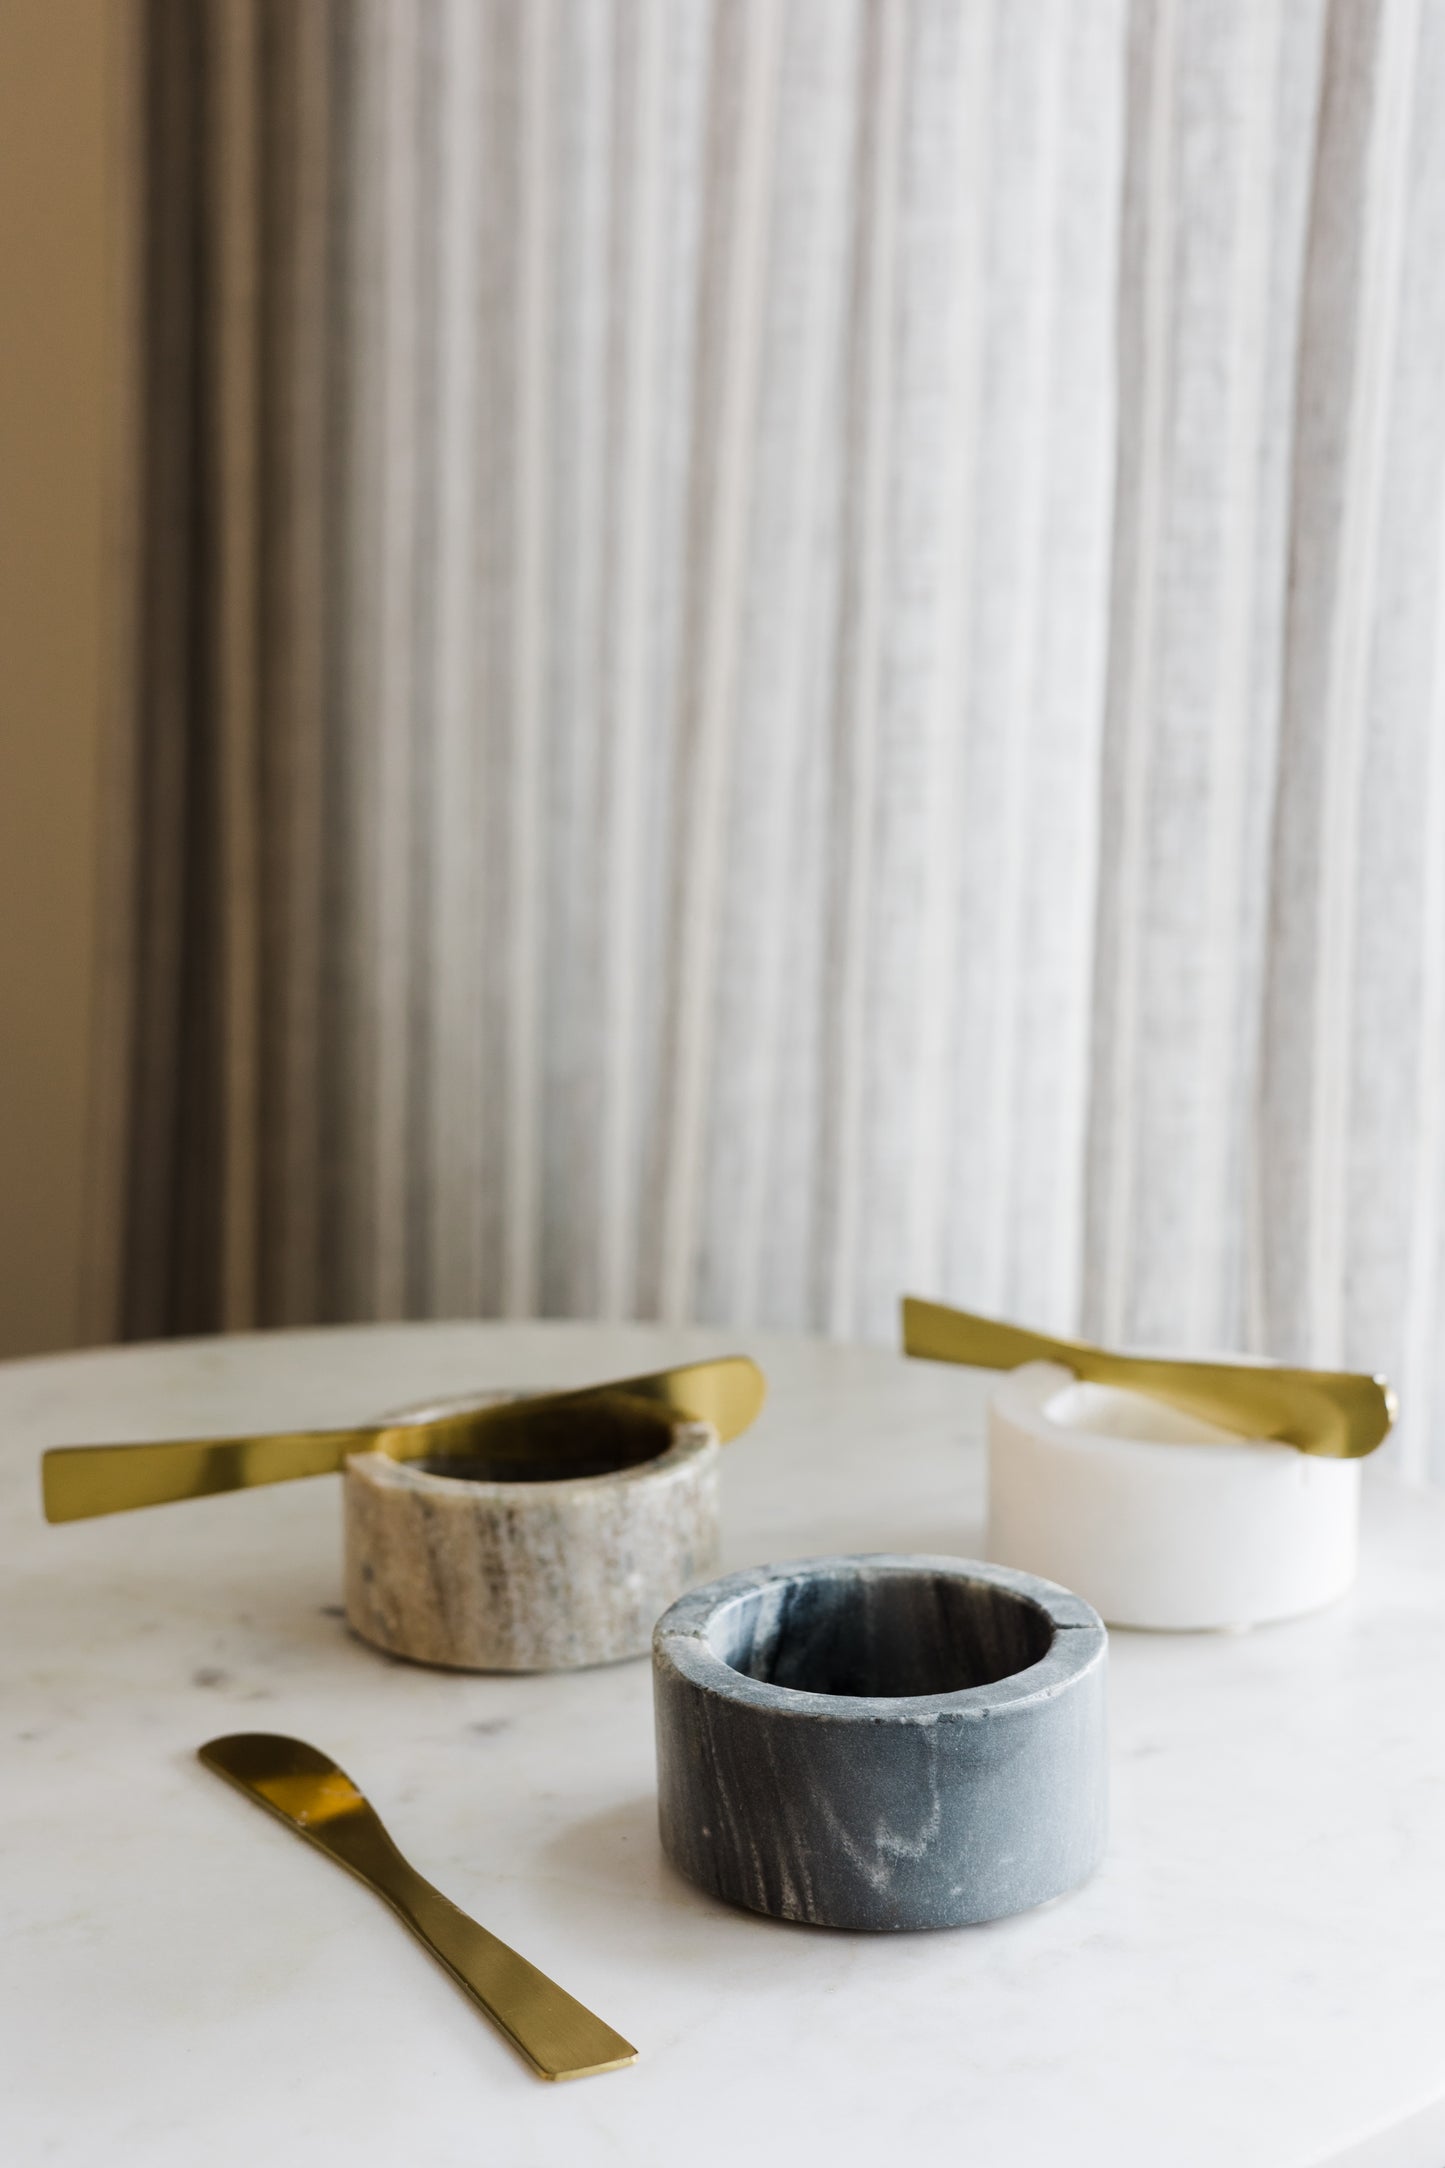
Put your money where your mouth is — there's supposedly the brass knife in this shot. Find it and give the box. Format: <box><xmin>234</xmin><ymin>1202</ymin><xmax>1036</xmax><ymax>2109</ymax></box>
<box><xmin>901</xmin><ymin>1296</ymin><xmax>1395</xmax><ymax>1459</ymax></box>
<box><xmin>199</xmin><ymin>1732</ymin><xmax>636</xmax><ymax>2081</ymax></box>
<box><xmin>42</xmin><ymin>1355</ymin><xmax>767</xmax><ymax>1523</ymax></box>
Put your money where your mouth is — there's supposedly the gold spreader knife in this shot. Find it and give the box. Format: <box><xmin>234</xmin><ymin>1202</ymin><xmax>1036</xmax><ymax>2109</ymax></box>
<box><xmin>198</xmin><ymin>1732</ymin><xmax>637</xmax><ymax>2082</ymax></box>
<box><xmin>42</xmin><ymin>1355</ymin><xmax>766</xmax><ymax>1523</ymax></box>
<box><xmin>901</xmin><ymin>1297</ymin><xmax>1396</xmax><ymax>1460</ymax></box>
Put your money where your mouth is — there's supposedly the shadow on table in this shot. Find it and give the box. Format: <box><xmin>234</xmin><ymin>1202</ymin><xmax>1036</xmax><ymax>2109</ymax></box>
<box><xmin>539</xmin><ymin>1790</ymin><xmax>889</xmax><ymax>1951</ymax></box>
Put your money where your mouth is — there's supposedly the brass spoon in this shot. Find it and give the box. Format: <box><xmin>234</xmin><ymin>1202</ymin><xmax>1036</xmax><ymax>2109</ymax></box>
<box><xmin>41</xmin><ymin>1355</ymin><xmax>766</xmax><ymax>1523</ymax></box>
<box><xmin>199</xmin><ymin>1733</ymin><xmax>636</xmax><ymax>2081</ymax></box>
<box><xmin>901</xmin><ymin>1297</ymin><xmax>1395</xmax><ymax>1460</ymax></box>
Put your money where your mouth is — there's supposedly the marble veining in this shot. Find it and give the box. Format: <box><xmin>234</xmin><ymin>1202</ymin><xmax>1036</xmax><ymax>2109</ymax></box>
<box><xmin>345</xmin><ymin>1400</ymin><xmax>720</xmax><ymax>1672</ymax></box>
<box><xmin>654</xmin><ymin>1556</ymin><xmax>1107</xmax><ymax>1931</ymax></box>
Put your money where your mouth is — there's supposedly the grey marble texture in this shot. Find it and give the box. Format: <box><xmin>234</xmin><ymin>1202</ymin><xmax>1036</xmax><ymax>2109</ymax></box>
<box><xmin>654</xmin><ymin>1554</ymin><xmax>1107</xmax><ymax>1931</ymax></box>
<box><xmin>345</xmin><ymin>1398</ymin><xmax>720</xmax><ymax>1672</ymax></box>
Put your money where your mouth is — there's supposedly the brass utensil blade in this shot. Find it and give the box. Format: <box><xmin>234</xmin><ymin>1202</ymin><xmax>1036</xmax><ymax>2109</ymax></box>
<box><xmin>42</xmin><ymin>1355</ymin><xmax>767</xmax><ymax>1523</ymax></box>
<box><xmin>198</xmin><ymin>1733</ymin><xmax>637</xmax><ymax>2082</ymax></box>
<box><xmin>901</xmin><ymin>1296</ymin><xmax>1396</xmax><ymax>1461</ymax></box>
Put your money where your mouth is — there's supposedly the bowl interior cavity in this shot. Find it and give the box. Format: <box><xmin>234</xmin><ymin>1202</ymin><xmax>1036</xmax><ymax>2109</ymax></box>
<box><xmin>707</xmin><ymin>1565</ymin><xmax>1054</xmax><ymax>1698</ymax></box>
<box><xmin>391</xmin><ymin>1393</ymin><xmax>680</xmax><ymax>1484</ymax></box>
<box><xmin>1043</xmin><ymin>1378</ymin><xmax>1240</xmax><ymax>1447</ymax></box>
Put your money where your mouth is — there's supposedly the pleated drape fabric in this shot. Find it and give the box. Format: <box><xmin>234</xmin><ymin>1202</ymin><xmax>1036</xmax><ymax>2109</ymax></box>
<box><xmin>92</xmin><ymin>0</ymin><xmax>1445</xmax><ymax>1478</ymax></box>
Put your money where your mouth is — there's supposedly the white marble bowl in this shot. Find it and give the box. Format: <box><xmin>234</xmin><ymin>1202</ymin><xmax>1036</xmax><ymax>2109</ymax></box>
<box><xmin>987</xmin><ymin>1361</ymin><xmax>1360</xmax><ymax>1631</ymax></box>
<box><xmin>344</xmin><ymin>1391</ymin><xmax>721</xmax><ymax>1672</ymax></box>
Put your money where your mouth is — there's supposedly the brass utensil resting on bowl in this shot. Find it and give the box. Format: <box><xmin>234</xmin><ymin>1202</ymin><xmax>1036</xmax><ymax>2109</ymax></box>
<box><xmin>901</xmin><ymin>1298</ymin><xmax>1395</xmax><ymax>1460</ymax></box>
<box><xmin>41</xmin><ymin>1357</ymin><xmax>766</xmax><ymax>1523</ymax></box>
<box><xmin>199</xmin><ymin>1733</ymin><xmax>636</xmax><ymax>2081</ymax></box>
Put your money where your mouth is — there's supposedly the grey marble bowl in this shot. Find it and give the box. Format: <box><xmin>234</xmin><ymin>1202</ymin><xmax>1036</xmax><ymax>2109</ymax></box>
<box><xmin>653</xmin><ymin>1553</ymin><xmax>1107</xmax><ymax>1931</ymax></box>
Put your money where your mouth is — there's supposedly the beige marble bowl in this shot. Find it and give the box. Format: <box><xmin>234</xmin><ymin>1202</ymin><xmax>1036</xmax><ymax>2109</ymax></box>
<box><xmin>343</xmin><ymin>1392</ymin><xmax>721</xmax><ymax>1673</ymax></box>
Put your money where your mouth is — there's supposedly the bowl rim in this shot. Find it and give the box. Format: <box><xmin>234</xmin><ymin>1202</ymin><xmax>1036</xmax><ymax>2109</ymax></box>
<box><xmin>653</xmin><ymin>1551</ymin><xmax>1106</xmax><ymax>1725</ymax></box>
<box><xmin>346</xmin><ymin>1389</ymin><xmax>718</xmax><ymax>1497</ymax></box>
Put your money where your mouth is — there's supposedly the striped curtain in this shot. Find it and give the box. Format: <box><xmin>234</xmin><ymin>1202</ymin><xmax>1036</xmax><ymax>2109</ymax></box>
<box><xmin>91</xmin><ymin>0</ymin><xmax>1445</xmax><ymax>1478</ymax></box>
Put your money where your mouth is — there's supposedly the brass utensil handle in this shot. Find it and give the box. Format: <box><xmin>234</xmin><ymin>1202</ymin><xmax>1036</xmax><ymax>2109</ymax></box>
<box><xmin>382</xmin><ymin>1866</ymin><xmax>636</xmax><ymax>2081</ymax></box>
<box><xmin>41</xmin><ymin>1427</ymin><xmax>377</xmax><ymax>1523</ymax></box>
<box><xmin>199</xmin><ymin>1734</ymin><xmax>635</xmax><ymax>2082</ymax></box>
<box><xmin>901</xmin><ymin>1296</ymin><xmax>1396</xmax><ymax>1460</ymax></box>
<box><xmin>901</xmin><ymin>1301</ymin><xmax>1075</xmax><ymax>1374</ymax></box>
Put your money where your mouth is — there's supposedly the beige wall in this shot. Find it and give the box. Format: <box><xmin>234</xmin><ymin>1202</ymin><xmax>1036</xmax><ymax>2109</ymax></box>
<box><xmin>0</xmin><ymin>1</ymin><xmax>117</xmax><ymax>1356</ymax></box>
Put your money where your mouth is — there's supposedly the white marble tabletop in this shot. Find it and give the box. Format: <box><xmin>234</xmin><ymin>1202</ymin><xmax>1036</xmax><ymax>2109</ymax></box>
<box><xmin>4</xmin><ymin>1321</ymin><xmax>1445</xmax><ymax>2168</ymax></box>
